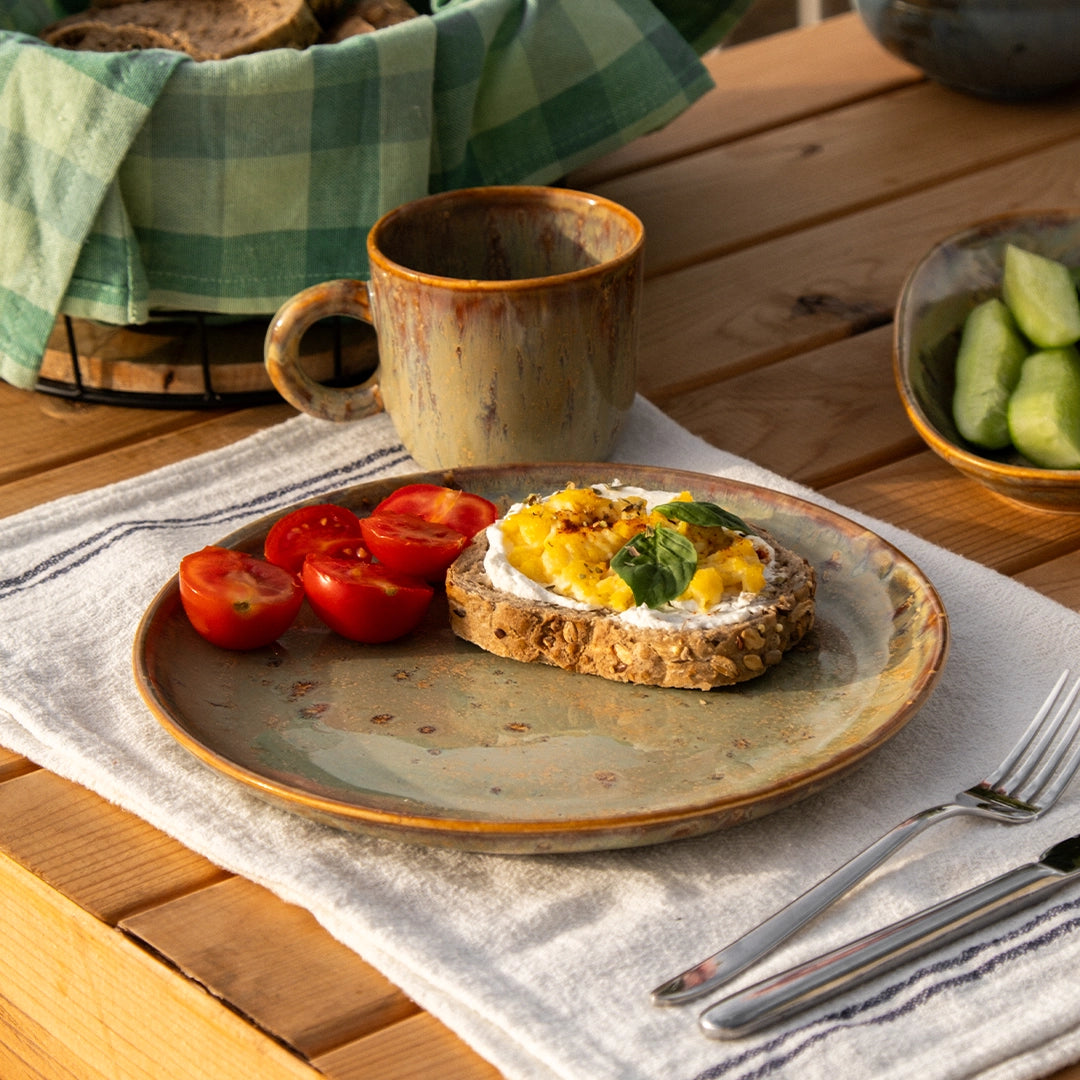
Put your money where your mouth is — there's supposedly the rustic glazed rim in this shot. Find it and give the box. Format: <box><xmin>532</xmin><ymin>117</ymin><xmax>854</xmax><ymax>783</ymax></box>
<box><xmin>366</xmin><ymin>184</ymin><xmax>645</xmax><ymax>290</ymax></box>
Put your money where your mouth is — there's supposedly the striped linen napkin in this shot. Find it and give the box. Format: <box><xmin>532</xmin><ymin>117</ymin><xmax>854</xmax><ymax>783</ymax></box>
<box><xmin>0</xmin><ymin>0</ymin><xmax>748</xmax><ymax>390</ymax></box>
<box><xmin>3</xmin><ymin>396</ymin><xmax>1080</xmax><ymax>1080</ymax></box>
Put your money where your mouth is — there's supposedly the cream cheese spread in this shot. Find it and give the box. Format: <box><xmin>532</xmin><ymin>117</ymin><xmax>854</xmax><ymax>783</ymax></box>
<box><xmin>482</xmin><ymin>482</ymin><xmax>783</xmax><ymax>630</ymax></box>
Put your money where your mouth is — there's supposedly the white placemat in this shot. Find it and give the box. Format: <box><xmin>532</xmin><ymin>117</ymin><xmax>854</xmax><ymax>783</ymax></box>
<box><xmin>3</xmin><ymin>396</ymin><xmax>1080</xmax><ymax>1080</ymax></box>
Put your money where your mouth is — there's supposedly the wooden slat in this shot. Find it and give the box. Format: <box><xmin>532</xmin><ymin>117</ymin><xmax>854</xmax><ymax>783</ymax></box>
<box><xmin>0</xmin><ymin>391</ymin><xmax>295</xmax><ymax>520</ymax></box>
<box><xmin>0</xmin><ymin>389</ymin><xmax>221</xmax><ymax>489</ymax></box>
<box><xmin>1015</xmin><ymin>549</ymin><xmax>1080</xmax><ymax>613</ymax></box>
<box><xmin>2</xmin><ymin>15</ymin><xmax>1080</xmax><ymax>1080</ymax></box>
<box><xmin>659</xmin><ymin>323</ymin><xmax>923</xmax><ymax>489</ymax></box>
<box><xmin>121</xmin><ymin>876</ymin><xmax>418</xmax><ymax>1059</ymax></box>
<box><xmin>592</xmin><ymin>80</ymin><xmax>1080</xmax><ymax>277</ymax></box>
<box><xmin>0</xmin><ymin>984</ymin><xmax>92</xmax><ymax>1080</ymax></box>
<box><xmin>313</xmin><ymin>1012</ymin><xmax>502</xmax><ymax>1080</ymax></box>
<box><xmin>636</xmin><ymin>134</ymin><xmax>1080</xmax><ymax>399</ymax></box>
<box><xmin>0</xmin><ymin>850</ymin><xmax>320</xmax><ymax>1080</ymax></box>
<box><xmin>821</xmin><ymin>451</ymin><xmax>1080</xmax><ymax>575</ymax></box>
<box><xmin>570</xmin><ymin>12</ymin><xmax>922</xmax><ymax>185</ymax></box>
<box><xmin>0</xmin><ymin>770</ymin><xmax>229</xmax><ymax>924</ymax></box>
<box><xmin>0</xmin><ymin>749</ymin><xmax>37</xmax><ymax>782</ymax></box>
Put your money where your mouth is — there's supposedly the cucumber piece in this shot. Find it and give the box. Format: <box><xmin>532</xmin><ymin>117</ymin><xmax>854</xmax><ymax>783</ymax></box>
<box><xmin>1007</xmin><ymin>346</ymin><xmax>1080</xmax><ymax>469</ymax></box>
<box><xmin>1002</xmin><ymin>243</ymin><xmax>1080</xmax><ymax>348</ymax></box>
<box><xmin>951</xmin><ymin>297</ymin><xmax>1028</xmax><ymax>449</ymax></box>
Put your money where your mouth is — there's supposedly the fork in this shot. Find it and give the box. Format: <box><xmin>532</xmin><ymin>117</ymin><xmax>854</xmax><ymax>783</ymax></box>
<box><xmin>652</xmin><ymin>669</ymin><xmax>1080</xmax><ymax>1006</ymax></box>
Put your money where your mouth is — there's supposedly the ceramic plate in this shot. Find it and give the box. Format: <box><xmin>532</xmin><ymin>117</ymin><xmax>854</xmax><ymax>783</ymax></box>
<box><xmin>133</xmin><ymin>464</ymin><xmax>949</xmax><ymax>854</ymax></box>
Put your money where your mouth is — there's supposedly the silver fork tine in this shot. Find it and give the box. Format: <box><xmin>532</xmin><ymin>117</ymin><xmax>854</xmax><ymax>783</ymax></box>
<box><xmin>1018</xmin><ymin>676</ymin><xmax>1080</xmax><ymax>806</ymax></box>
<box><xmin>982</xmin><ymin>669</ymin><xmax>1070</xmax><ymax>790</ymax></box>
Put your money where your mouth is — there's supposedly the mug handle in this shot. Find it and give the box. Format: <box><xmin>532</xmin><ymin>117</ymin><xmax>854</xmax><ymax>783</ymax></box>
<box><xmin>264</xmin><ymin>279</ymin><xmax>383</xmax><ymax>421</ymax></box>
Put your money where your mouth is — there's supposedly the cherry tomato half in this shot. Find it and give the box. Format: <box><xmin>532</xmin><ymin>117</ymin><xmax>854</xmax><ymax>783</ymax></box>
<box><xmin>373</xmin><ymin>484</ymin><xmax>497</xmax><ymax>540</ymax></box>
<box><xmin>359</xmin><ymin>511</ymin><xmax>469</xmax><ymax>581</ymax></box>
<box><xmin>302</xmin><ymin>555</ymin><xmax>434</xmax><ymax>643</ymax></box>
<box><xmin>264</xmin><ymin>503</ymin><xmax>369</xmax><ymax>574</ymax></box>
<box><xmin>179</xmin><ymin>546</ymin><xmax>303</xmax><ymax>650</ymax></box>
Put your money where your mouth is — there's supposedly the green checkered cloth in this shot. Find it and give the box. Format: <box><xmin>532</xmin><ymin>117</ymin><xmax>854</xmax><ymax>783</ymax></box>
<box><xmin>0</xmin><ymin>0</ymin><xmax>750</xmax><ymax>390</ymax></box>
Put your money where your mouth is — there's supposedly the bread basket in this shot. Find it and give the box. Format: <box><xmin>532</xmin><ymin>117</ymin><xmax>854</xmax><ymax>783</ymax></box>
<box><xmin>0</xmin><ymin>0</ymin><xmax>749</xmax><ymax>402</ymax></box>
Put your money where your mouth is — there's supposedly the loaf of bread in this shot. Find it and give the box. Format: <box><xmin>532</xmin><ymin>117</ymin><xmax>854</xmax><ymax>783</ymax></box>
<box><xmin>41</xmin><ymin>0</ymin><xmax>322</xmax><ymax>59</ymax></box>
<box><xmin>41</xmin><ymin>20</ymin><xmax>190</xmax><ymax>53</ymax></box>
<box><xmin>446</xmin><ymin>527</ymin><xmax>816</xmax><ymax>691</ymax></box>
<box><xmin>39</xmin><ymin>0</ymin><xmax>420</xmax><ymax>58</ymax></box>
<box><xmin>321</xmin><ymin>0</ymin><xmax>419</xmax><ymax>42</ymax></box>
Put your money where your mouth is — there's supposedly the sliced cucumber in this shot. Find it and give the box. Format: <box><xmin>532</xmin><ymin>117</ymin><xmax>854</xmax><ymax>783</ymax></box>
<box><xmin>1002</xmin><ymin>243</ymin><xmax>1080</xmax><ymax>348</ymax></box>
<box><xmin>1007</xmin><ymin>346</ymin><xmax>1080</xmax><ymax>469</ymax></box>
<box><xmin>951</xmin><ymin>297</ymin><xmax>1028</xmax><ymax>449</ymax></box>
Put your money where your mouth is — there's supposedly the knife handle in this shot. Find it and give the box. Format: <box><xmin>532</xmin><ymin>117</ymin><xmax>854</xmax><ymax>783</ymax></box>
<box><xmin>698</xmin><ymin>862</ymin><xmax>1067</xmax><ymax>1039</ymax></box>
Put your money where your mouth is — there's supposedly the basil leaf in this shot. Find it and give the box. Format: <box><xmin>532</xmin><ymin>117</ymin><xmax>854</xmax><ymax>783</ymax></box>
<box><xmin>654</xmin><ymin>500</ymin><xmax>750</xmax><ymax>535</ymax></box>
<box><xmin>611</xmin><ymin>526</ymin><xmax>697</xmax><ymax>608</ymax></box>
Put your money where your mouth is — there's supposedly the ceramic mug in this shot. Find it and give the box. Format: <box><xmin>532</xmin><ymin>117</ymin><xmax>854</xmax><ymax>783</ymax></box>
<box><xmin>264</xmin><ymin>186</ymin><xmax>644</xmax><ymax>468</ymax></box>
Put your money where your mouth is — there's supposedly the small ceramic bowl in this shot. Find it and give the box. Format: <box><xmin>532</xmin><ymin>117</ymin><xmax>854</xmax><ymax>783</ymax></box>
<box><xmin>854</xmin><ymin>0</ymin><xmax>1080</xmax><ymax>99</ymax></box>
<box><xmin>894</xmin><ymin>210</ymin><xmax>1080</xmax><ymax>514</ymax></box>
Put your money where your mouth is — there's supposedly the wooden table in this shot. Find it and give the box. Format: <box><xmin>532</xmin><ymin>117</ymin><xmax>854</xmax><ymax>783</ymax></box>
<box><xmin>4</xmin><ymin>12</ymin><xmax>1080</xmax><ymax>1079</ymax></box>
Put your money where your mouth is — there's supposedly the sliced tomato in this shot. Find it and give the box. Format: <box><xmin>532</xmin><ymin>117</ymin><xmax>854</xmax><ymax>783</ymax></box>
<box><xmin>373</xmin><ymin>483</ymin><xmax>497</xmax><ymax>540</ymax></box>
<box><xmin>264</xmin><ymin>503</ymin><xmax>369</xmax><ymax>574</ymax></box>
<box><xmin>302</xmin><ymin>555</ymin><xmax>433</xmax><ymax>643</ymax></box>
<box><xmin>359</xmin><ymin>511</ymin><xmax>469</xmax><ymax>581</ymax></box>
<box><xmin>179</xmin><ymin>546</ymin><xmax>303</xmax><ymax>650</ymax></box>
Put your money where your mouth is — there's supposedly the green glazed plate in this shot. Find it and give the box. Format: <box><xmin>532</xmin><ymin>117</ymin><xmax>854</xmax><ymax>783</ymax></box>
<box><xmin>133</xmin><ymin>464</ymin><xmax>949</xmax><ymax>854</ymax></box>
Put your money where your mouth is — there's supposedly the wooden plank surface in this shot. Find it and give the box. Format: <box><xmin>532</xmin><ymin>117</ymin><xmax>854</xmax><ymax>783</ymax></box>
<box><xmin>0</xmin><ymin>391</ymin><xmax>215</xmax><ymax>488</ymax></box>
<box><xmin>1016</xmin><ymin>550</ymin><xmax>1080</xmax><ymax>610</ymax></box>
<box><xmin>597</xmin><ymin>81</ymin><xmax>1080</xmax><ymax>277</ymax></box>
<box><xmin>0</xmin><ymin>770</ymin><xmax>228</xmax><ymax>924</ymax></box>
<box><xmin>0</xmin><ymin>849</ymin><xmax>320</xmax><ymax>1080</ymax></box>
<box><xmin>120</xmin><ymin>877</ymin><xmax>419</xmax><ymax>1059</ymax></box>
<box><xmin>571</xmin><ymin>12</ymin><xmax>922</xmax><ymax>184</ymax></box>
<box><xmin>4</xmin><ymin>11</ymin><xmax>1080</xmax><ymax>1080</ymax></box>
<box><xmin>628</xmin><ymin>134</ymin><xmax>1080</xmax><ymax>399</ymax></box>
<box><xmin>0</xmin><ymin>401</ymin><xmax>296</xmax><ymax>518</ymax></box>
<box><xmin>659</xmin><ymin>323</ymin><xmax>923</xmax><ymax>488</ymax></box>
<box><xmin>822</xmin><ymin>452</ymin><xmax>1080</xmax><ymax>579</ymax></box>
<box><xmin>313</xmin><ymin>1013</ymin><xmax>504</xmax><ymax>1080</ymax></box>
<box><xmin>0</xmin><ymin>748</ymin><xmax>37</xmax><ymax>782</ymax></box>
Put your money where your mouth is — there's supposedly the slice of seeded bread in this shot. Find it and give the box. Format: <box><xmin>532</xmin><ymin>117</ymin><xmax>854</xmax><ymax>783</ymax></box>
<box><xmin>42</xmin><ymin>0</ymin><xmax>321</xmax><ymax>60</ymax></box>
<box><xmin>40</xmin><ymin>20</ymin><xmax>188</xmax><ymax>53</ymax></box>
<box><xmin>445</xmin><ymin>530</ymin><xmax>816</xmax><ymax>690</ymax></box>
<box><xmin>320</xmin><ymin>0</ymin><xmax>419</xmax><ymax>42</ymax></box>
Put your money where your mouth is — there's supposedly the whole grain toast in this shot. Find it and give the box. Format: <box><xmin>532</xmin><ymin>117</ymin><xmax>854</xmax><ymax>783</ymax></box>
<box><xmin>320</xmin><ymin>0</ymin><xmax>419</xmax><ymax>42</ymax></box>
<box><xmin>445</xmin><ymin>530</ymin><xmax>816</xmax><ymax>690</ymax></box>
<box><xmin>41</xmin><ymin>0</ymin><xmax>421</xmax><ymax>56</ymax></box>
<box><xmin>41</xmin><ymin>20</ymin><xmax>188</xmax><ymax>53</ymax></box>
<box><xmin>42</xmin><ymin>0</ymin><xmax>322</xmax><ymax>59</ymax></box>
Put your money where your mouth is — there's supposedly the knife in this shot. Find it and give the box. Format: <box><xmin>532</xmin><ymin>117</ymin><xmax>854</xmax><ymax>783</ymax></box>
<box><xmin>697</xmin><ymin>832</ymin><xmax>1080</xmax><ymax>1040</ymax></box>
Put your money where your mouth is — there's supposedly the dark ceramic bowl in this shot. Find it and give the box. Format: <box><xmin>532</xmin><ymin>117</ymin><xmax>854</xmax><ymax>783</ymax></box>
<box><xmin>894</xmin><ymin>210</ymin><xmax>1080</xmax><ymax>514</ymax></box>
<box><xmin>855</xmin><ymin>0</ymin><xmax>1080</xmax><ymax>99</ymax></box>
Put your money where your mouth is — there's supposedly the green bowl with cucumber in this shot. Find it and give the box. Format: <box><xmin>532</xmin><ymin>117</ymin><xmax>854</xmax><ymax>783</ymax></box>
<box><xmin>895</xmin><ymin>210</ymin><xmax>1080</xmax><ymax>513</ymax></box>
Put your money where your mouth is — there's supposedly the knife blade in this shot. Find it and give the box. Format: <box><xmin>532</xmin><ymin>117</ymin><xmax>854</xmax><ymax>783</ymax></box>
<box><xmin>697</xmin><ymin>832</ymin><xmax>1080</xmax><ymax>1039</ymax></box>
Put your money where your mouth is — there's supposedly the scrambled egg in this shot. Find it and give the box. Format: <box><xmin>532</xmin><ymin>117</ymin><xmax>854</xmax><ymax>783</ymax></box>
<box><xmin>498</xmin><ymin>485</ymin><xmax>767</xmax><ymax>613</ymax></box>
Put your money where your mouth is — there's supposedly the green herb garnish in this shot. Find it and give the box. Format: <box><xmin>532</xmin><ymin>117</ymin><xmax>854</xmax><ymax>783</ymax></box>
<box><xmin>610</xmin><ymin>499</ymin><xmax>750</xmax><ymax>608</ymax></box>
<box><xmin>652</xmin><ymin>500</ymin><xmax>750</xmax><ymax>534</ymax></box>
<box><xmin>610</xmin><ymin>526</ymin><xmax>697</xmax><ymax>609</ymax></box>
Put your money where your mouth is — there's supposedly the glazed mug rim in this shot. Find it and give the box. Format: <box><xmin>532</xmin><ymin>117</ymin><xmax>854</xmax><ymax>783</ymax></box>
<box><xmin>365</xmin><ymin>184</ymin><xmax>645</xmax><ymax>291</ymax></box>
